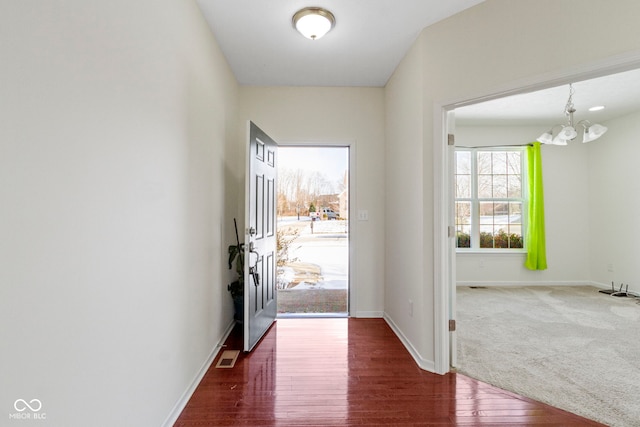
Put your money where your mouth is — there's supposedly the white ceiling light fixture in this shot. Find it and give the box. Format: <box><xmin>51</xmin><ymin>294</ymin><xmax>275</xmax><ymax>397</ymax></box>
<box><xmin>537</xmin><ymin>84</ymin><xmax>608</xmax><ymax>146</ymax></box>
<box><xmin>292</xmin><ymin>7</ymin><xmax>335</xmax><ymax>40</ymax></box>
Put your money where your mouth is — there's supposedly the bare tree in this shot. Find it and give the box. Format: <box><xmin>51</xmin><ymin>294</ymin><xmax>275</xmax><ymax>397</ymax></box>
<box><xmin>277</xmin><ymin>167</ymin><xmax>340</xmax><ymax>216</ymax></box>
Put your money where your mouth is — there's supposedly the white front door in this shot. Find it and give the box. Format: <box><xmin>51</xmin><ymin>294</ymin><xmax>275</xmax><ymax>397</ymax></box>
<box><xmin>244</xmin><ymin>121</ymin><xmax>278</xmax><ymax>352</ymax></box>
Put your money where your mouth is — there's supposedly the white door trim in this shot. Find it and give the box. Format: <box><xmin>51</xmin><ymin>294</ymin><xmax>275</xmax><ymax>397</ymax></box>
<box><xmin>433</xmin><ymin>50</ymin><xmax>640</xmax><ymax>375</ymax></box>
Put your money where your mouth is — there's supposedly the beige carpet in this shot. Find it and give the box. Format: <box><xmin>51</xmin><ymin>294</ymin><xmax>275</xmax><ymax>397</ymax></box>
<box><xmin>456</xmin><ymin>285</ymin><xmax>640</xmax><ymax>427</ymax></box>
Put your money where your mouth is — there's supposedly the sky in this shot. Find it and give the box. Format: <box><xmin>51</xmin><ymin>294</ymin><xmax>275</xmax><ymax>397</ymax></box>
<box><xmin>278</xmin><ymin>146</ymin><xmax>348</xmax><ymax>181</ymax></box>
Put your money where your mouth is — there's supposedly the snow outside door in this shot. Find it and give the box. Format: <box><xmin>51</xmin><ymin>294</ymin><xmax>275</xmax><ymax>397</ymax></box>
<box><xmin>244</xmin><ymin>121</ymin><xmax>278</xmax><ymax>352</ymax></box>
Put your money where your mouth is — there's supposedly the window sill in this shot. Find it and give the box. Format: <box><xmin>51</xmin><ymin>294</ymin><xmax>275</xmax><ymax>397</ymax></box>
<box><xmin>456</xmin><ymin>250</ymin><xmax>526</xmax><ymax>256</ymax></box>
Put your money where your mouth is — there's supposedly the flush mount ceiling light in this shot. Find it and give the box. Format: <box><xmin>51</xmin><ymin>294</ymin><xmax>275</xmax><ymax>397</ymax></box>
<box><xmin>537</xmin><ymin>84</ymin><xmax>608</xmax><ymax>146</ymax></box>
<box><xmin>292</xmin><ymin>7</ymin><xmax>335</xmax><ymax>40</ymax></box>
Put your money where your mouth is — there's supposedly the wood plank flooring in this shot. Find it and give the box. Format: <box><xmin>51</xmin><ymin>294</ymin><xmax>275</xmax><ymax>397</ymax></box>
<box><xmin>174</xmin><ymin>318</ymin><xmax>604</xmax><ymax>426</ymax></box>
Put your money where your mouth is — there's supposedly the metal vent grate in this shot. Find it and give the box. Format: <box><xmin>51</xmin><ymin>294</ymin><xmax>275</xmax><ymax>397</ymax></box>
<box><xmin>215</xmin><ymin>350</ymin><xmax>240</xmax><ymax>369</ymax></box>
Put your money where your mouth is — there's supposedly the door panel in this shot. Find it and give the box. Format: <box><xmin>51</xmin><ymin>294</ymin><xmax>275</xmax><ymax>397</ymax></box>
<box><xmin>244</xmin><ymin>121</ymin><xmax>278</xmax><ymax>352</ymax></box>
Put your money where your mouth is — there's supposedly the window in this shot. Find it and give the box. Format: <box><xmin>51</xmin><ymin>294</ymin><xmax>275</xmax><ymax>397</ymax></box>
<box><xmin>455</xmin><ymin>148</ymin><xmax>525</xmax><ymax>250</ymax></box>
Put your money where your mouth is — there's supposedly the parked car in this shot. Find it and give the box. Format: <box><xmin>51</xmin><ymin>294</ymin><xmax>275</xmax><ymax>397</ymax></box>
<box><xmin>318</xmin><ymin>207</ymin><xmax>338</xmax><ymax>220</ymax></box>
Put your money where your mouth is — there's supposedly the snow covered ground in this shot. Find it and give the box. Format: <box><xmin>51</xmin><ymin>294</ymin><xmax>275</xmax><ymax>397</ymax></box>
<box><xmin>277</xmin><ymin>219</ymin><xmax>348</xmax><ymax>290</ymax></box>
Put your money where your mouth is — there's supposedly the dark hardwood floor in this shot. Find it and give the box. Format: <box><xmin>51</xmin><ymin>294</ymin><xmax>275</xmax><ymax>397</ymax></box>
<box><xmin>174</xmin><ymin>318</ymin><xmax>604</xmax><ymax>426</ymax></box>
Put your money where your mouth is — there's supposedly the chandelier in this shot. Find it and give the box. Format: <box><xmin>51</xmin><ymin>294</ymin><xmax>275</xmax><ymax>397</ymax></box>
<box><xmin>536</xmin><ymin>84</ymin><xmax>608</xmax><ymax>146</ymax></box>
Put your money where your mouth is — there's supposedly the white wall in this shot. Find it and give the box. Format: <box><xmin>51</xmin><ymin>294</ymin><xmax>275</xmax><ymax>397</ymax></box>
<box><xmin>0</xmin><ymin>1</ymin><xmax>239</xmax><ymax>425</ymax></box>
<box><xmin>238</xmin><ymin>87</ymin><xmax>386</xmax><ymax>316</ymax></box>
<box><xmin>455</xmin><ymin>126</ymin><xmax>591</xmax><ymax>285</ymax></box>
<box><xmin>383</xmin><ymin>39</ymin><xmax>432</xmax><ymax>368</ymax></box>
<box><xmin>588</xmin><ymin>110</ymin><xmax>640</xmax><ymax>293</ymax></box>
<box><xmin>385</xmin><ymin>0</ymin><xmax>640</xmax><ymax>370</ymax></box>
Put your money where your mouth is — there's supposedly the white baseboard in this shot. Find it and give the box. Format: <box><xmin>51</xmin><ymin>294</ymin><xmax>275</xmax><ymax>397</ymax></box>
<box><xmin>457</xmin><ymin>280</ymin><xmax>640</xmax><ymax>297</ymax></box>
<box><xmin>383</xmin><ymin>313</ymin><xmax>436</xmax><ymax>374</ymax></box>
<box><xmin>456</xmin><ymin>280</ymin><xmax>593</xmax><ymax>287</ymax></box>
<box><xmin>354</xmin><ymin>311</ymin><xmax>384</xmax><ymax>318</ymax></box>
<box><xmin>590</xmin><ymin>281</ymin><xmax>610</xmax><ymax>289</ymax></box>
<box><xmin>161</xmin><ymin>319</ymin><xmax>236</xmax><ymax>427</ymax></box>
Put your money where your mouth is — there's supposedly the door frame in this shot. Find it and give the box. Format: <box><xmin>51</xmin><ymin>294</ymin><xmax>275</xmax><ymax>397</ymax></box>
<box><xmin>433</xmin><ymin>51</ymin><xmax>640</xmax><ymax>374</ymax></box>
<box><xmin>277</xmin><ymin>139</ymin><xmax>356</xmax><ymax>317</ymax></box>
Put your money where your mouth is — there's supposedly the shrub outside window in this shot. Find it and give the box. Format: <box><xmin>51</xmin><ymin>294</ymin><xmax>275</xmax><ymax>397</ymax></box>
<box><xmin>455</xmin><ymin>148</ymin><xmax>525</xmax><ymax>250</ymax></box>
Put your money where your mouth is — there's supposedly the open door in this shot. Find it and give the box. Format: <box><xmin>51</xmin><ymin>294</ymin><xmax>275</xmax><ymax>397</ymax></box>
<box><xmin>244</xmin><ymin>121</ymin><xmax>278</xmax><ymax>352</ymax></box>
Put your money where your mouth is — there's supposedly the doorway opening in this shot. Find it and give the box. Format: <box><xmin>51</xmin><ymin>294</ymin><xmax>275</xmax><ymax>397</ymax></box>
<box><xmin>276</xmin><ymin>146</ymin><xmax>349</xmax><ymax>317</ymax></box>
<box><xmin>434</xmin><ymin>57</ymin><xmax>640</xmax><ymax>374</ymax></box>
<box><xmin>435</xmin><ymin>58</ymin><xmax>640</xmax><ymax>374</ymax></box>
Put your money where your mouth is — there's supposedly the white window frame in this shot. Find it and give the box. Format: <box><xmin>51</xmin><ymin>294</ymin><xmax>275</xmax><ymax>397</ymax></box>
<box><xmin>455</xmin><ymin>147</ymin><xmax>527</xmax><ymax>253</ymax></box>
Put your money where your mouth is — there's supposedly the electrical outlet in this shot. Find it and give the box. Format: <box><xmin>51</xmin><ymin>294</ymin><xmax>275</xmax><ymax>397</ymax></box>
<box><xmin>409</xmin><ymin>300</ymin><xmax>413</xmax><ymax>317</ymax></box>
<box><xmin>607</xmin><ymin>263</ymin><xmax>614</xmax><ymax>272</ymax></box>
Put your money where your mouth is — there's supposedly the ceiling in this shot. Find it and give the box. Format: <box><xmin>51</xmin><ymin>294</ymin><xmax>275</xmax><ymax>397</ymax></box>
<box><xmin>196</xmin><ymin>0</ymin><xmax>485</xmax><ymax>87</ymax></box>
<box><xmin>196</xmin><ymin>1</ymin><xmax>640</xmax><ymax>125</ymax></box>
<box><xmin>455</xmin><ymin>67</ymin><xmax>640</xmax><ymax>126</ymax></box>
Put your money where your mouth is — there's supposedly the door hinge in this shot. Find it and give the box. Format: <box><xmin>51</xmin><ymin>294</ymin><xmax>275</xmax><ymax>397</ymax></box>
<box><xmin>448</xmin><ymin>226</ymin><xmax>455</xmax><ymax>238</ymax></box>
<box><xmin>449</xmin><ymin>319</ymin><xmax>456</xmax><ymax>332</ymax></box>
<box><xmin>447</xmin><ymin>133</ymin><xmax>455</xmax><ymax>146</ymax></box>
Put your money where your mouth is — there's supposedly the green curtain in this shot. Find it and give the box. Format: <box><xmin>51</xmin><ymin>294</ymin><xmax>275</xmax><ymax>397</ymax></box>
<box><xmin>525</xmin><ymin>142</ymin><xmax>547</xmax><ymax>270</ymax></box>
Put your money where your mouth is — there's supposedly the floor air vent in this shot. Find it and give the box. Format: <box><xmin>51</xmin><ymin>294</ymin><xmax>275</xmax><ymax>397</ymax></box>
<box><xmin>215</xmin><ymin>350</ymin><xmax>240</xmax><ymax>368</ymax></box>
